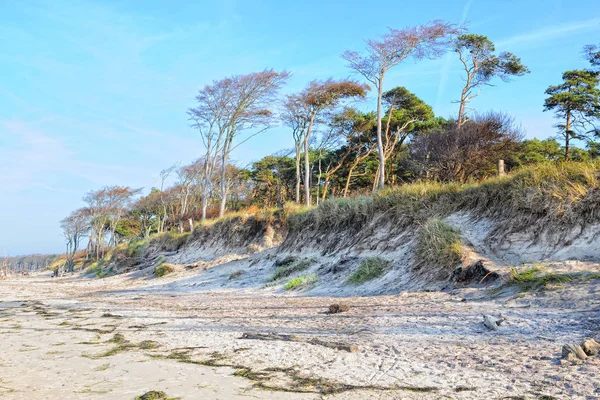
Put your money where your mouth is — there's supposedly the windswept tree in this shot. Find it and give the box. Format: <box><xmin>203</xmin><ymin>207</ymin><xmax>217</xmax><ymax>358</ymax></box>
<box><xmin>189</xmin><ymin>69</ymin><xmax>289</xmax><ymax>218</ymax></box>
<box><xmin>454</xmin><ymin>34</ymin><xmax>529</xmax><ymax>127</ymax></box>
<box><xmin>104</xmin><ymin>186</ymin><xmax>141</xmax><ymax>247</ymax></box>
<box><xmin>376</xmin><ymin>87</ymin><xmax>434</xmax><ymax>187</ymax></box>
<box><xmin>60</xmin><ymin>208</ymin><xmax>90</xmax><ymax>272</ymax></box>
<box><xmin>342</xmin><ymin>20</ymin><xmax>461</xmax><ymax>190</ymax></box>
<box><xmin>584</xmin><ymin>44</ymin><xmax>600</xmax><ymax>69</ymax></box>
<box><xmin>282</xmin><ymin>94</ymin><xmax>311</xmax><ymax>204</ymax></box>
<box><xmin>544</xmin><ymin>70</ymin><xmax>600</xmax><ymax>160</ymax></box>
<box><xmin>295</xmin><ymin>79</ymin><xmax>369</xmax><ymax>206</ymax></box>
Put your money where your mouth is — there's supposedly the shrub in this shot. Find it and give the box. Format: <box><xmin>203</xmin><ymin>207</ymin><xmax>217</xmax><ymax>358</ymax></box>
<box><xmin>285</xmin><ymin>273</ymin><xmax>318</xmax><ymax>290</ymax></box>
<box><xmin>126</xmin><ymin>238</ymin><xmax>149</xmax><ymax>257</ymax></box>
<box><xmin>415</xmin><ymin>218</ymin><xmax>462</xmax><ymax>271</ymax></box>
<box><xmin>270</xmin><ymin>258</ymin><xmax>312</xmax><ymax>281</ymax></box>
<box><xmin>154</xmin><ymin>263</ymin><xmax>175</xmax><ymax>278</ymax></box>
<box><xmin>347</xmin><ymin>257</ymin><xmax>391</xmax><ymax>284</ymax></box>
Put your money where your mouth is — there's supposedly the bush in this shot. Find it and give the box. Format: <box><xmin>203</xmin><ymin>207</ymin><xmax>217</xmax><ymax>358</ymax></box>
<box><xmin>285</xmin><ymin>273</ymin><xmax>318</xmax><ymax>290</ymax></box>
<box><xmin>347</xmin><ymin>257</ymin><xmax>391</xmax><ymax>284</ymax></box>
<box><xmin>415</xmin><ymin>218</ymin><xmax>462</xmax><ymax>271</ymax></box>
<box><xmin>126</xmin><ymin>238</ymin><xmax>149</xmax><ymax>257</ymax></box>
<box><xmin>154</xmin><ymin>263</ymin><xmax>175</xmax><ymax>278</ymax></box>
<box><xmin>270</xmin><ymin>258</ymin><xmax>312</xmax><ymax>281</ymax></box>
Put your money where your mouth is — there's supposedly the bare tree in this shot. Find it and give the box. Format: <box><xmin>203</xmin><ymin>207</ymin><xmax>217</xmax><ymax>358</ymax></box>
<box><xmin>189</xmin><ymin>69</ymin><xmax>289</xmax><ymax>217</ymax></box>
<box><xmin>342</xmin><ymin>21</ymin><xmax>461</xmax><ymax>191</ymax></box>
<box><xmin>294</xmin><ymin>79</ymin><xmax>370</xmax><ymax>206</ymax></box>
<box><xmin>158</xmin><ymin>165</ymin><xmax>176</xmax><ymax>230</ymax></box>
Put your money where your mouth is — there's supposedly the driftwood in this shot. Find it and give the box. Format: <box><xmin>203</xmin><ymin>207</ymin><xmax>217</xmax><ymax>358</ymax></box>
<box><xmin>240</xmin><ymin>332</ymin><xmax>359</xmax><ymax>352</ymax></box>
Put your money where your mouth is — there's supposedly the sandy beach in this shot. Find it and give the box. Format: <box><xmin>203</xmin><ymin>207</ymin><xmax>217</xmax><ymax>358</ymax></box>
<box><xmin>1</xmin><ymin>272</ymin><xmax>599</xmax><ymax>399</ymax></box>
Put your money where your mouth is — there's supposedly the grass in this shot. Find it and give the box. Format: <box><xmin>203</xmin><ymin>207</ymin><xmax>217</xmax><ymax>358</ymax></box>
<box><xmin>270</xmin><ymin>258</ymin><xmax>312</xmax><ymax>281</ymax></box>
<box><xmin>347</xmin><ymin>257</ymin><xmax>391</xmax><ymax>284</ymax></box>
<box><xmin>126</xmin><ymin>238</ymin><xmax>150</xmax><ymax>257</ymax></box>
<box><xmin>287</xmin><ymin>162</ymin><xmax>600</xmax><ymax>238</ymax></box>
<box><xmin>507</xmin><ymin>265</ymin><xmax>600</xmax><ymax>291</ymax></box>
<box><xmin>509</xmin><ymin>267</ymin><xmax>573</xmax><ymax>291</ymax></box>
<box><xmin>415</xmin><ymin>218</ymin><xmax>462</xmax><ymax>271</ymax></box>
<box><xmin>284</xmin><ymin>273</ymin><xmax>318</xmax><ymax>290</ymax></box>
<box><xmin>154</xmin><ymin>262</ymin><xmax>175</xmax><ymax>278</ymax></box>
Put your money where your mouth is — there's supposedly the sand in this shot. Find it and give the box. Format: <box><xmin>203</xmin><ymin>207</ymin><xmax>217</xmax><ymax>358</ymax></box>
<box><xmin>1</xmin><ymin>271</ymin><xmax>599</xmax><ymax>400</ymax></box>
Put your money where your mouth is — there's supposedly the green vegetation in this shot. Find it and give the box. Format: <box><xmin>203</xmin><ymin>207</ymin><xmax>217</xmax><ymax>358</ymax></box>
<box><xmin>347</xmin><ymin>257</ymin><xmax>391</xmax><ymax>284</ymax></box>
<box><xmin>415</xmin><ymin>219</ymin><xmax>462</xmax><ymax>271</ymax></box>
<box><xmin>270</xmin><ymin>257</ymin><xmax>312</xmax><ymax>281</ymax></box>
<box><xmin>288</xmin><ymin>162</ymin><xmax>600</xmax><ymax>236</ymax></box>
<box><xmin>151</xmin><ymin>232</ymin><xmax>190</xmax><ymax>252</ymax></box>
<box><xmin>85</xmin><ymin>334</ymin><xmax>160</xmax><ymax>358</ymax></box>
<box><xmin>285</xmin><ymin>273</ymin><xmax>318</xmax><ymax>290</ymax></box>
<box><xmin>126</xmin><ymin>238</ymin><xmax>149</xmax><ymax>257</ymax></box>
<box><xmin>508</xmin><ymin>266</ymin><xmax>600</xmax><ymax>291</ymax></box>
<box><xmin>133</xmin><ymin>391</ymin><xmax>179</xmax><ymax>400</ymax></box>
<box><xmin>154</xmin><ymin>263</ymin><xmax>175</xmax><ymax>278</ymax></box>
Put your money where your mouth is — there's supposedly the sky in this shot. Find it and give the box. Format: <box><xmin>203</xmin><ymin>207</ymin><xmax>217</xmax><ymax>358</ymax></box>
<box><xmin>1</xmin><ymin>0</ymin><xmax>599</xmax><ymax>255</ymax></box>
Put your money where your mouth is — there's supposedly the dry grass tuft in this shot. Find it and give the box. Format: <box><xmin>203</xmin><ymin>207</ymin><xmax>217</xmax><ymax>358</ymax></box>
<box><xmin>415</xmin><ymin>218</ymin><xmax>462</xmax><ymax>272</ymax></box>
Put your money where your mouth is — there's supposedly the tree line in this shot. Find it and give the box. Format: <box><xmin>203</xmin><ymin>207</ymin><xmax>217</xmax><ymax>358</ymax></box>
<box><xmin>54</xmin><ymin>21</ymin><xmax>599</xmax><ymax>269</ymax></box>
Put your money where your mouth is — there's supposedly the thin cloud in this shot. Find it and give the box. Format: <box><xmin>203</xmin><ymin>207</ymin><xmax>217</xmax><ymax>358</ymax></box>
<box><xmin>435</xmin><ymin>0</ymin><xmax>474</xmax><ymax>112</ymax></box>
<box><xmin>496</xmin><ymin>18</ymin><xmax>600</xmax><ymax>49</ymax></box>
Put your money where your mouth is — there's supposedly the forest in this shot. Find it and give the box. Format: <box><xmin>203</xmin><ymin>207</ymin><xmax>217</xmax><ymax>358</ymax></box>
<box><xmin>48</xmin><ymin>22</ymin><xmax>600</xmax><ymax>273</ymax></box>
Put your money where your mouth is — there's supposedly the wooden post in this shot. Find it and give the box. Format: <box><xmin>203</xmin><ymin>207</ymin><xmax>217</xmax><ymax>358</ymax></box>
<box><xmin>189</xmin><ymin>218</ymin><xmax>194</xmax><ymax>233</ymax></box>
<box><xmin>498</xmin><ymin>159</ymin><xmax>506</xmax><ymax>177</ymax></box>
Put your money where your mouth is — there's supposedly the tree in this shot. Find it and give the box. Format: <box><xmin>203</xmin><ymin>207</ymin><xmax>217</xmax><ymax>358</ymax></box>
<box><xmin>295</xmin><ymin>79</ymin><xmax>369</xmax><ymax>206</ymax></box>
<box><xmin>584</xmin><ymin>44</ymin><xmax>600</xmax><ymax>69</ymax></box>
<box><xmin>377</xmin><ymin>87</ymin><xmax>434</xmax><ymax>187</ymax></box>
<box><xmin>342</xmin><ymin>20</ymin><xmax>461</xmax><ymax>191</ymax></box>
<box><xmin>189</xmin><ymin>69</ymin><xmax>289</xmax><ymax>218</ymax></box>
<box><xmin>60</xmin><ymin>209</ymin><xmax>90</xmax><ymax>272</ymax></box>
<box><xmin>282</xmin><ymin>94</ymin><xmax>311</xmax><ymax>204</ymax></box>
<box><xmin>454</xmin><ymin>34</ymin><xmax>529</xmax><ymax>127</ymax></box>
<box><xmin>512</xmin><ymin>138</ymin><xmax>563</xmax><ymax>165</ymax></box>
<box><xmin>411</xmin><ymin>112</ymin><xmax>522</xmax><ymax>182</ymax></box>
<box><xmin>543</xmin><ymin>69</ymin><xmax>600</xmax><ymax>160</ymax></box>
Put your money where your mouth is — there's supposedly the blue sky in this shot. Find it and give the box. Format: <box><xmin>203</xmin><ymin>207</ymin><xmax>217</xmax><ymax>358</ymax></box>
<box><xmin>1</xmin><ymin>0</ymin><xmax>599</xmax><ymax>255</ymax></box>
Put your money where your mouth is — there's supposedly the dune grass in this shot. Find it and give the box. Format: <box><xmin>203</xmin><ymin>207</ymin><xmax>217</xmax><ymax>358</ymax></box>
<box><xmin>415</xmin><ymin>218</ymin><xmax>463</xmax><ymax>271</ymax></box>
<box><xmin>347</xmin><ymin>257</ymin><xmax>391</xmax><ymax>284</ymax></box>
<box><xmin>154</xmin><ymin>262</ymin><xmax>175</xmax><ymax>278</ymax></box>
<box><xmin>285</xmin><ymin>273</ymin><xmax>318</xmax><ymax>290</ymax></box>
<box><xmin>508</xmin><ymin>265</ymin><xmax>600</xmax><ymax>291</ymax></box>
<box><xmin>287</xmin><ymin>161</ymin><xmax>600</xmax><ymax>235</ymax></box>
<box><xmin>270</xmin><ymin>258</ymin><xmax>312</xmax><ymax>281</ymax></box>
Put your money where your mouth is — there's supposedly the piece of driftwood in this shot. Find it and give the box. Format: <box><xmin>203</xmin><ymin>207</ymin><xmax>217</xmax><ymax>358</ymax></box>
<box><xmin>240</xmin><ymin>332</ymin><xmax>359</xmax><ymax>352</ymax></box>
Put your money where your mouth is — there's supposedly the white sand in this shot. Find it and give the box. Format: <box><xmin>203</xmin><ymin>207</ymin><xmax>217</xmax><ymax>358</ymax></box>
<box><xmin>1</xmin><ymin>270</ymin><xmax>599</xmax><ymax>399</ymax></box>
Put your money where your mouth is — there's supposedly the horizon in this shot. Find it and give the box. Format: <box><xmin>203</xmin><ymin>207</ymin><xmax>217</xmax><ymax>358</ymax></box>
<box><xmin>2</xmin><ymin>0</ymin><xmax>600</xmax><ymax>256</ymax></box>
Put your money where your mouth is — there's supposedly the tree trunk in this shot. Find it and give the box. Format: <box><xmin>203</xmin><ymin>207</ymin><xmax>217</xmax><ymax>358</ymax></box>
<box><xmin>375</xmin><ymin>74</ymin><xmax>385</xmax><ymax>191</ymax></box>
<box><xmin>458</xmin><ymin>86</ymin><xmax>468</xmax><ymax>128</ymax></box>
<box><xmin>343</xmin><ymin>165</ymin><xmax>355</xmax><ymax>198</ymax></box>
<box><xmin>295</xmin><ymin>142</ymin><xmax>301</xmax><ymax>204</ymax></box>
<box><xmin>565</xmin><ymin>110</ymin><xmax>571</xmax><ymax>161</ymax></box>
<box><xmin>304</xmin><ymin>114</ymin><xmax>316</xmax><ymax>207</ymax></box>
